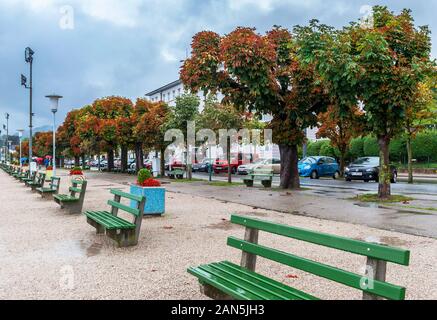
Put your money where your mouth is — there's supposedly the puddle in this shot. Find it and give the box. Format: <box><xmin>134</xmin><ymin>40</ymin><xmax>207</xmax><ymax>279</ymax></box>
<box><xmin>354</xmin><ymin>203</ymin><xmax>384</xmax><ymax>209</ymax></box>
<box><xmin>54</xmin><ymin>240</ymin><xmax>103</xmax><ymax>258</ymax></box>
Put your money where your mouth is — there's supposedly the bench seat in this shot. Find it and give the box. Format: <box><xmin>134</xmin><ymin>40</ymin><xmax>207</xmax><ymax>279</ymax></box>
<box><xmin>37</xmin><ymin>187</ymin><xmax>57</xmax><ymax>194</ymax></box>
<box><xmin>85</xmin><ymin>210</ymin><xmax>136</xmax><ymax>230</ymax></box>
<box><xmin>189</xmin><ymin>261</ymin><xmax>318</xmax><ymax>300</ymax></box>
<box><xmin>54</xmin><ymin>194</ymin><xmax>79</xmax><ymax>202</ymax></box>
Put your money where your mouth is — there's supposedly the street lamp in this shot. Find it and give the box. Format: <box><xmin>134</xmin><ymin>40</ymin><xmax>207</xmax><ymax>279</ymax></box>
<box><xmin>17</xmin><ymin>129</ymin><xmax>24</xmax><ymax>168</ymax></box>
<box><xmin>46</xmin><ymin>94</ymin><xmax>62</xmax><ymax>177</ymax></box>
<box><xmin>22</xmin><ymin>47</ymin><xmax>34</xmax><ymax>170</ymax></box>
<box><xmin>4</xmin><ymin>113</ymin><xmax>9</xmax><ymax>163</ymax></box>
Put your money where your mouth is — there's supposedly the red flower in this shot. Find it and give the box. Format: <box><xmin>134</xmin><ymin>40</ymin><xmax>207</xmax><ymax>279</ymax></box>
<box><xmin>139</xmin><ymin>178</ymin><xmax>161</xmax><ymax>187</ymax></box>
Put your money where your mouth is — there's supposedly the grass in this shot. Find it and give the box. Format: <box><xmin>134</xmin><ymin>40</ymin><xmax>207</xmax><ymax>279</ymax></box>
<box><xmin>398</xmin><ymin>162</ymin><xmax>437</xmax><ymax>170</ymax></box>
<box><xmin>354</xmin><ymin>193</ymin><xmax>415</xmax><ymax>203</ymax></box>
<box><xmin>207</xmin><ymin>181</ymin><xmax>245</xmax><ymax>187</ymax></box>
<box><xmin>384</xmin><ymin>203</ymin><xmax>437</xmax><ymax>212</ymax></box>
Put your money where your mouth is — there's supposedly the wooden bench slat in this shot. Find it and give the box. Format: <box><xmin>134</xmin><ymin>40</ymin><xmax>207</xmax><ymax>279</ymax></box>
<box><xmin>107</xmin><ymin>200</ymin><xmax>140</xmax><ymax>217</ymax></box>
<box><xmin>69</xmin><ymin>187</ymin><xmax>82</xmax><ymax>193</ymax></box>
<box><xmin>208</xmin><ymin>261</ymin><xmax>318</xmax><ymax>300</ymax></box>
<box><xmin>231</xmin><ymin>215</ymin><xmax>410</xmax><ymax>265</ymax></box>
<box><xmin>110</xmin><ymin>189</ymin><xmax>144</xmax><ymax>202</ymax></box>
<box><xmin>85</xmin><ymin>210</ymin><xmax>136</xmax><ymax>230</ymax></box>
<box><xmin>227</xmin><ymin>237</ymin><xmax>406</xmax><ymax>300</ymax></box>
<box><xmin>188</xmin><ymin>267</ymin><xmax>263</xmax><ymax>300</ymax></box>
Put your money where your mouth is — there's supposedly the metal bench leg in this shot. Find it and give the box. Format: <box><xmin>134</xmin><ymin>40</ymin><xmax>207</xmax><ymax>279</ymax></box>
<box><xmin>64</xmin><ymin>203</ymin><xmax>83</xmax><ymax>214</ymax></box>
<box><xmin>244</xmin><ymin>180</ymin><xmax>254</xmax><ymax>187</ymax></box>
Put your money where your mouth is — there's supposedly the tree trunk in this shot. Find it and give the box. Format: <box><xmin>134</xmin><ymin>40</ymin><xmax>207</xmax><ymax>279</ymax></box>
<box><xmin>186</xmin><ymin>146</ymin><xmax>193</xmax><ymax>180</ymax></box>
<box><xmin>135</xmin><ymin>142</ymin><xmax>144</xmax><ymax>172</ymax></box>
<box><xmin>121</xmin><ymin>145</ymin><xmax>128</xmax><ymax>173</ymax></box>
<box><xmin>279</xmin><ymin>144</ymin><xmax>300</xmax><ymax>189</ymax></box>
<box><xmin>407</xmin><ymin>135</ymin><xmax>413</xmax><ymax>184</ymax></box>
<box><xmin>160</xmin><ymin>147</ymin><xmax>165</xmax><ymax>177</ymax></box>
<box><xmin>81</xmin><ymin>154</ymin><xmax>86</xmax><ymax>170</ymax></box>
<box><xmin>377</xmin><ymin>136</ymin><xmax>391</xmax><ymax>199</ymax></box>
<box><xmin>74</xmin><ymin>156</ymin><xmax>80</xmax><ymax>167</ymax></box>
<box><xmin>107</xmin><ymin>149</ymin><xmax>114</xmax><ymax>172</ymax></box>
<box><xmin>227</xmin><ymin>137</ymin><xmax>232</xmax><ymax>184</ymax></box>
<box><xmin>339</xmin><ymin>151</ymin><xmax>346</xmax><ymax>177</ymax></box>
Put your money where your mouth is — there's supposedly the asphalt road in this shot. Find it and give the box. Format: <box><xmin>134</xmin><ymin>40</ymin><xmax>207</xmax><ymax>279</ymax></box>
<box><xmin>192</xmin><ymin>172</ymin><xmax>437</xmax><ymax>197</ymax></box>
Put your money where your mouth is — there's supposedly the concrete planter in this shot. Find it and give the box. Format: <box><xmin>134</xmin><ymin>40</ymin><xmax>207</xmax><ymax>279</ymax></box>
<box><xmin>130</xmin><ymin>184</ymin><xmax>165</xmax><ymax>216</ymax></box>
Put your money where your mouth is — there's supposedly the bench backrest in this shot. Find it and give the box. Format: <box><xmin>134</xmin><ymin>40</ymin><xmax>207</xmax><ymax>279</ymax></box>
<box><xmin>228</xmin><ymin>215</ymin><xmax>410</xmax><ymax>300</ymax></box>
<box><xmin>33</xmin><ymin>173</ymin><xmax>46</xmax><ymax>187</ymax></box>
<box><xmin>108</xmin><ymin>189</ymin><xmax>146</xmax><ymax>235</ymax></box>
<box><xmin>69</xmin><ymin>179</ymin><xmax>87</xmax><ymax>199</ymax></box>
<box><xmin>49</xmin><ymin>177</ymin><xmax>61</xmax><ymax>192</ymax></box>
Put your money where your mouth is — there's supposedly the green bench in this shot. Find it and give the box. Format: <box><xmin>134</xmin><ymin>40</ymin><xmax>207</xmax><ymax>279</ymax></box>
<box><xmin>84</xmin><ymin>189</ymin><xmax>146</xmax><ymax>247</ymax></box>
<box><xmin>12</xmin><ymin>168</ymin><xmax>23</xmax><ymax>178</ymax></box>
<box><xmin>54</xmin><ymin>179</ymin><xmax>88</xmax><ymax>214</ymax></box>
<box><xmin>243</xmin><ymin>169</ymin><xmax>274</xmax><ymax>188</ymax></box>
<box><xmin>18</xmin><ymin>170</ymin><xmax>31</xmax><ymax>182</ymax></box>
<box><xmin>188</xmin><ymin>215</ymin><xmax>410</xmax><ymax>300</ymax></box>
<box><xmin>167</xmin><ymin>169</ymin><xmax>185</xmax><ymax>179</ymax></box>
<box><xmin>22</xmin><ymin>171</ymin><xmax>37</xmax><ymax>184</ymax></box>
<box><xmin>36</xmin><ymin>177</ymin><xmax>61</xmax><ymax>199</ymax></box>
<box><xmin>26</xmin><ymin>172</ymin><xmax>46</xmax><ymax>191</ymax></box>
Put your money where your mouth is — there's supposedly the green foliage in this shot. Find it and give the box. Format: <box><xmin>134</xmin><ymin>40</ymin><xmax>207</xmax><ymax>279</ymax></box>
<box><xmin>169</xmin><ymin>94</ymin><xmax>200</xmax><ymax>136</ymax></box>
<box><xmin>307</xmin><ymin>140</ymin><xmax>326</xmax><ymax>156</ymax></box>
<box><xmin>411</xmin><ymin>130</ymin><xmax>437</xmax><ymax>162</ymax></box>
<box><xmin>319</xmin><ymin>141</ymin><xmax>340</xmax><ymax>158</ymax></box>
<box><xmin>389</xmin><ymin>137</ymin><xmax>406</xmax><ymax>162</ymax></box>
<box><xmin>137</xmin><ymin>168</ymin><xmax>152</xmax><ymax>185</ymax></box>
<box><xmin>363</xmin><ymin>136</ymin><xmax>379</xmax><ymax>157</ymax></box>
<box><xmin>349</xmin><ymin>137</ymin><xmax>365</xmax><ymax>159</ymax></box>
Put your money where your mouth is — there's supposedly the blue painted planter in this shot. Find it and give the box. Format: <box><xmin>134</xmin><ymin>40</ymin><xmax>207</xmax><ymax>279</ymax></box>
<box><xmin>130</xmin><ymin>184</ymin><xmax>165</xmax><ymax>216</ymax></box>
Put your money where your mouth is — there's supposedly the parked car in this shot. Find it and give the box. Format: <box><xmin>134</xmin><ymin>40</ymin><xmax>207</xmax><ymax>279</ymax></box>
<box><xmin>237</xmin><ymin>158</ymin><xmax>281</xmax><ymax>175</ymax></box>
<box><xmin>345</xmin><ymin>157</ymin><xmax>397</xmax><ymax>183</ymax></box>
<box><xmin>165</xmin><ymin>160</ymin><xmax>186</xmax><ymax>171</ymax></box>
<box><xmin>192</xmin><ymin>158</ymin><xmax>214</xmax><ymax>172</ymax></box>
<box><xmin>213</xmin><ymin>158</ymin><xmax>239</xmax><ymax>174</ymax></box>
<box><xmin>298</xmin><ymin>156</ymin><xmax>341</xmax><ymax>179</ymax></box>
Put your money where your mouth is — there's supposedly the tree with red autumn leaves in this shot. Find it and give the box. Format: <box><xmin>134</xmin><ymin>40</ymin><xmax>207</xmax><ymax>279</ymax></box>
<box><xmin>316</xmin><ymin>105</ymin><xmax>364</xmax><ymax>175</ymax></box>
<box><xmin>181</xmin><ymin>27</ymin><xmax>328</xmax><ymax>189</ymax></box>
<box><xmin>133</xmin><ymin>98</ymin><xmax>170</xmax><ymax>173</ymax></box>
<box><xmin>33</xmin><ymin>131</ymin><xmax>53</xmax><ymax>158</ymax></box>
<box><xmin>88</xmin><ymin>96</ymin><xmax>133</xmax><ymax>171</ymax></box>
<box><xmin>57</xmin><ymin>109</ymin><xmax>85</xmax><ymax>166</ymax></box>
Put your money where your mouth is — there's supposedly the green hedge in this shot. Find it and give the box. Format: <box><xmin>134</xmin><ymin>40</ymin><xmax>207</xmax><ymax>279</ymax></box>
<box><xmin>306</xmin><ymin>130</ymin><xmax>437</xmax><ymax>163</ymax></box>
<box><xmin>412</xmin><ymin>131</ymin><xmax>437</xmax><ymax>162</ymax></box>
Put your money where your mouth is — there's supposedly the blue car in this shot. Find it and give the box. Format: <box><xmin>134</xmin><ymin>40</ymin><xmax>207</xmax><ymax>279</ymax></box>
<box><xmin>298</xmin><ymin>156</ymin><xmax>341</xmax><ymax>179</ymax></box>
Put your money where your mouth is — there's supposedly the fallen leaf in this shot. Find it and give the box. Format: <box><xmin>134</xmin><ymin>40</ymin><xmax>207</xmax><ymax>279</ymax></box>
<box><xmin>163</xmin><ymin>226</ymin><xmax>174</xmax><ymax>230</ymax></box>
<box><xmin>286</xmin><ymin>274</ymin><xmax>299</xmax><ymax>279</ymax></box>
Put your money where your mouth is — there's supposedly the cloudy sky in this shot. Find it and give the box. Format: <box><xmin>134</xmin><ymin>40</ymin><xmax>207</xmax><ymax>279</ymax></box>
<box><xmin>0</xmin><ymin>0</ymin><xmax>435</xmax><ymax>134</ymax></box>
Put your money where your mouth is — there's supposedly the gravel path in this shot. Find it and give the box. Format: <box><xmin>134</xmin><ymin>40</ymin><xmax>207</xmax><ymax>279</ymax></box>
<box><xmin>0</xmin><ymin>170</ymin><xmax>436</xmax><ymax>300</ymax></box>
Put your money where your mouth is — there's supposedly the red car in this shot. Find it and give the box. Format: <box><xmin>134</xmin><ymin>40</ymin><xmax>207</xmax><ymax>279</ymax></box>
<box><xmin>213</xmin><ymin>158</ymin><xmax>239</xmax><ymax>174</ymax></box>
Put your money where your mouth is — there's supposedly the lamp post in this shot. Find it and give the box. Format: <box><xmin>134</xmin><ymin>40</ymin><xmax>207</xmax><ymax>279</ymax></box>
<box><xmin>0</xmin><ymin>129</ymin><xmax>2</xmax><ymax>162</ymax></box>
<box><xmin>17</xmin><ymin>130</ymin><xmax>24</xmax><ymax>168</ymax></box>
<box><xmin>22</xmin><ymin>47</ymin><xmax>34</xmax><ymax>169</ymax></box>
<box><xmin>46</xmin><ymin>94</ymin><xmax>62</xmax><ymax>177</ymax></box>
<box><xmin>4</xmin><ymin>113</ymin><xmax>9</xmax><ymax>163</ymax></box>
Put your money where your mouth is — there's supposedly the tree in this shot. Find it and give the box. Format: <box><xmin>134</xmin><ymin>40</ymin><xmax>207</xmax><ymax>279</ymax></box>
<box><xmin>181</xmin><ymin>27</ymin><xmax>328</xmax><ymax>189</ymax></box>
<box><xmin>166</xmin><ymin>93</ymin><xmax>200</xmax><ymax>180</ymax></box>
<box><xmin>133</xmin><ymin>98</ymin><xmax>170</xmax><ymax>174</ymax></box>
<box><xmin>316</xmin><ymin>105</ymin><xmax>364</xmax><ymax>174</ymax></box>
<box><xmin>89</xmin><ymin>96</ymin><xmax>133</xmax><ymax>171</ymax></box>
<box><xmin>33</xmin><ymin>131</ymin><xmax>53</xmax><ymax>158</ymax></box>
<box><xmin>197</xmin><ymin>95</ymin><xmax>244</xmax><ymax>183</ymax></box>
<box><xmin>404</xmin><ymin>80</ymin><xmax>435</xmax><ymax>183</ymax></box>
<box><xmin>352</xmin><ymin>7</ymin><xmax>434</xmax><ymax>198</ymax></box>
<box><xmin>57</xmin><ymin>109</ymin><xmax>86</xmax><ymax>166</ymax></box>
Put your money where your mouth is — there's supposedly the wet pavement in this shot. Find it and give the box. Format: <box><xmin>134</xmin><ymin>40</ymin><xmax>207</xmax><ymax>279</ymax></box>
<box><xmin>87</xmin><ymin>171</ymin><xmax>437</xmax><ymax>238</ymax></box>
